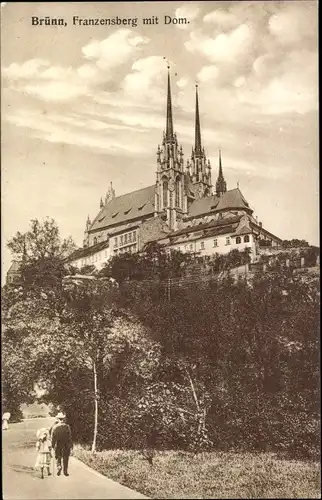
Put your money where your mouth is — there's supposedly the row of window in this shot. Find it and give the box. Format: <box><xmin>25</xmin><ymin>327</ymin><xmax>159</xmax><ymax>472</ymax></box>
<box><xmin>81</xmin><ymin>249</ymin><xmax>109</xmax><ymax>267</ymax></box>
<box><xmin>114</xmin><ymin>231</ymin><xmax>137</xmax><ymax>248</ymax></box>
<box><xmin>115</xmin><ymin>244</ymin><xmax>137</xmax><ymax>255</ymax></box>
<box><xmin>174</xmin><ymin>234</ymin><xmax>251</xmax><ymax>253</ymax></box>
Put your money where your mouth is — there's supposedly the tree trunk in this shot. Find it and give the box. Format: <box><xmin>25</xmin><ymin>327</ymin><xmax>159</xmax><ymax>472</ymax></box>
<box><xmin>91</xmin><ymin>360</ymin><xmax>98</xmax><ymax>454</ymax></box>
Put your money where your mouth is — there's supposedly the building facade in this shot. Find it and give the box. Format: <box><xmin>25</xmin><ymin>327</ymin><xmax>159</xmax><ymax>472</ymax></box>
<box><xmin>68</xmin><ymin>71</ymin><xmax>281</xmax><ymax>270</ymax></box>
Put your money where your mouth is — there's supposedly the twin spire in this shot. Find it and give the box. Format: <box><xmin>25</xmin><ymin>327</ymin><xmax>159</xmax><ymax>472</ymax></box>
<box><xmin>165</xmin><ymin>69</ymin><xmax>174</xmax><ymax>140</ymax></box>
<box><xmin>164</xmin><ymin>67</ymin><xmax>226</xmax><ymax>196</ymax></box>
<box><xmin>194</xmin><ymin>84</ymin><xmax>202</xmax><ymax>156</ymax></box>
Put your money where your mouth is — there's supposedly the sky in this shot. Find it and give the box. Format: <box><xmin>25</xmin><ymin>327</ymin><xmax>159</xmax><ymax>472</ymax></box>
<box><xmin>1</xmin><ymin>1</ymin><xmax>319</xmax><ymax>282</ymax></box>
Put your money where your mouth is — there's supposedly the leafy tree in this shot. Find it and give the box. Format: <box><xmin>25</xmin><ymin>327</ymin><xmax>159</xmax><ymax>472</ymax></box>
<box><xmin>281</xmin><ymin>239</ymin><xmax>309</xmax><ymax>248</ymax></box>
<box><xmin>7</xmin><ymin>218</ymin><xmax>77</xmax><ymax>289</ymax></box>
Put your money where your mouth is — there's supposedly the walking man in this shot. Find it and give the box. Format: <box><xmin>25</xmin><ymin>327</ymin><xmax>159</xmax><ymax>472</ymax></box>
<box><xmin>51</xmin><ymin>412</ymin><xmax>73</xmax><ymax>477</ymax></box>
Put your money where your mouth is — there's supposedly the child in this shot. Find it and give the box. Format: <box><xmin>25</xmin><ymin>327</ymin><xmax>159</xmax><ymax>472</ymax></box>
<box><xmin>2</xmin><ymin>412</ymin><xmax>11</xmax><ymax>430</ymax></box>
<box><xmin>35</xmin><ymin>428</ymin><xmax>52</xmax><ymax>479</ymax></box>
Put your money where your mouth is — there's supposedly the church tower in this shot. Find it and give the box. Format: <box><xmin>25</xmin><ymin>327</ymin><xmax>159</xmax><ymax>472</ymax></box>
<box><xmin>155</xmin><ymin>68</ymin><xmax>187</xmax><ymax>230</ymax></box>
<box><xmin>215</xmin><ymin>150</ymin><xmax>227</xmax><ymax>197</ymax></box>
<box><xmin>83</xmin><ymin>215</ymin><xmax>91</xmax><ymax>247</ymax></box>
<box><xmin>186</xmin><ymin>85</ymin><xmax>212</xmax><ymax>199</ymax></box>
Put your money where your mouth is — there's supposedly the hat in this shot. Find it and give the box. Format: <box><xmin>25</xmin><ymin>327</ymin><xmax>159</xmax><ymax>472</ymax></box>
<box><xmin>36</xmin><ymin>428</ymin><xmax>49</xmax><ymax>438</ymax></box>
<box><xmin>56</xmin><ymin>412</ymin><xmax>66</xmax><ymax>420</ymax></box>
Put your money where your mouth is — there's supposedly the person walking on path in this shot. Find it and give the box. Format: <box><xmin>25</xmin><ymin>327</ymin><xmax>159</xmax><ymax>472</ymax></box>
<box><xmin>35</xmin><ymin>428</ymin><xmax>52</xmax><ymax>479</ymax></box>
<box><xmin>2</xmin><ymin>412</ymin><xmax>11</xmax><ymax>430</ymax></box>
<box><xmin>51</xmin><ymin>412</ymin><xmax>73</xmax><ymax>477</ymax></box>
<box><xmin>49</xmin><ymin>416</ymin><xmax>59</xmax><ymax>437</ymax></box>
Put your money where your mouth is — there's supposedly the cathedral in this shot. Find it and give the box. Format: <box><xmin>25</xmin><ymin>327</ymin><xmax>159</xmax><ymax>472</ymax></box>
<box><xmin>68</xmin><ymin>70</ymin><xmax>281</xmax><ymax>270</ymax></box>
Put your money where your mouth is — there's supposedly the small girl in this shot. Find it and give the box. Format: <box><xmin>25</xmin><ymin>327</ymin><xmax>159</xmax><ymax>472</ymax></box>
<box><xmin>2</xmin><ymin>412</ymin><xmax>11</xmax><ymax>430</ymax></box>
<box><xmin>35</xmin><ymin>428</ymin><xmax>52</xmax><ymax>479</ymax></box>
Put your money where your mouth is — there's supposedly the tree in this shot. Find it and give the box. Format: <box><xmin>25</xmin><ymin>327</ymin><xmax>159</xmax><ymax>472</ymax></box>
<box><xmin>7</xmin><ymin>218</ymin><xmax>76</xmax><ymax>289</ymax></box>
<box><xmin>61</xmin><ymin>275</ymin><xmax>120</xmax><ymax>452</ymax></box>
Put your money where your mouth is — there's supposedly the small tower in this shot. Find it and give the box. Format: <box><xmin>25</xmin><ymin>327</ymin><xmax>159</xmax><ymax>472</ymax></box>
<box><xmin>187</xmin><ymin>84</ymin><xmax>212</xmax><ymax>199</ymax></box>
<box><xmin>155</xmin><ymin>65</ymin><xmax>187</xmax><ymax>230</ymax></box>
<box><xmin>105</xmin><ymin>181</ymin><xmax>116</xmax><ymax>205</ymax></box>
<box><xmin>100</xmin><ymin>197</ymin><xmax>104</xmax><ymax>209</ymax></box>
<box><xmin>83</xmin><ymin>215</ymin><xmax>91</xmax><ymax>247</ymax></box>
<box><xmin>215</xmin><ymin>150</ymin><xmax>227</xmax><ymax>197</ymax></box>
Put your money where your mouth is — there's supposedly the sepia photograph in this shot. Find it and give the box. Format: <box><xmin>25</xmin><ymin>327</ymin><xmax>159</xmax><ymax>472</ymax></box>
<box><xmin>1</xmin><ymin>1</ymin><xmax>320</xmax><ymax>499</ymax></box>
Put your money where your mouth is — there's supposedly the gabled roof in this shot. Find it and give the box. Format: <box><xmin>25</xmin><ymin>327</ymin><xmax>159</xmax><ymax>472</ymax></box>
<box><xmin>90</xmin><ymin>185</ymin><xmax>155</xmax><ymax>232</ymax></box>
<box><xmin>187</xmin><ymin>188</ymin><xmax>252</xmax><ymax>218</ymax></box>
<box><xmin>67</xmin><ymin>240</ymin><xmax>110</xmax><ymax>262</ymax></box>
<box><xmin>7</xmin><ymin>260</ymin><xmax>22</xmax><ymax>274</ymax></box>
<box><xmin>169</xmin><ymin>215</ymin><xmax>242</xmax><ymax>238</ymax></box>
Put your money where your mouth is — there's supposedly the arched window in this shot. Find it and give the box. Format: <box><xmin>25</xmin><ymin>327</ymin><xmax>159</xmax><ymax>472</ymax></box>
<box><xmin>94</xmin><ymin>237</ymin><xmax>97</xmax><ymax>245</ymax></box>
<box><xmin>244</xmin><ymin>235</ymin><xmax>250</xmax><ymax>243</ymax></box>
<box><xmin>162</xmin><ymin>179</ymin><xmax>168</xmax><ymax>208</ymax></box>
<box><xmin>236</xmin><ymin>236</ymin><xmax>241</xmax><ymax>244</ymax></box>
<box><xmin>175</xmin><ymin>177</ymin><xmax>180</xmax><ymax>207</ymax></box>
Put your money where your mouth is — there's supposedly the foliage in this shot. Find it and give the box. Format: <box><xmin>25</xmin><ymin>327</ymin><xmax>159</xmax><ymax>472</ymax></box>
<box><xmin>2</xmin><ymin>221</ymin><xmax>320</xmax><ymax>459</ymax></box>
<box><xmin>281</xmin><ymin>239</ymin><xmax>310</xmax><ymax>249</ymax></box>
<box><xmin>7</xmin><ymin>218</ymin><xmax>77</xmax><ymax>290</ymax></box>
<box><xmin>99</xmin><ymin>245</ymin><xmax>193</xmax><ymax>283</ymax></box>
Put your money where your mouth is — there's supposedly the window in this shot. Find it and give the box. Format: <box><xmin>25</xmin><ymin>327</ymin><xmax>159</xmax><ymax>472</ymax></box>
<box><xmin>189</xmin><ymin>243</ymin><xmax>193</xmax><ymax>251</ymax></box>
<box><xmin>133</xmin><ymin>231</ymin><xmax>137</xmax><ymax>242</ymax></box>
<box><xmin>200</xmin><ymin>241</ymin><xmax>205</xmax><ymax>250</ymax></box>
<box><xmin>114</xmin><ymin>237</ymin><xmax>118</xmax><ymax>247</ymax></box>
<box><xmin>94</xmin><ymin>237</ymin><xmax>97</xmax><ymax>245</ymax></box>
<box><xmin>244</xmin><ymin>235</ymin><xmax>250</xmax><ymax>243</ymax></box>
<box><xmin>213</xmin><ymin>239</ymin><xmax>218</xmax><ymax>247</ymax></box>
<box><xmin>120</xmin><ymin>235</ymin><xmax>124</xmax><ymax>245</ymax></box>
<box><xmin>236</xmin><ymin>236</ymin><xmax>241</xmax><ymax>244</ymax></box>
<box><xmin>129</xmin><ymin>232</ymin><xmax>132</xmax><ymax>242</ymax></box>
<box><xmin>163</xmin><ymin>179</ymin><xmax>168</xmax><ymax>208</ymax></box>
<box><xmin>226</xmin><ymin>237</ymin><xmax>231</xmax><ymax>246</ymax></box>
<box><xmin>124</xmin><ymin>233</ymin><xmax>128</xmax><ymax>244</ymax></box>
<box><xmin>175</xmin><ymin>176</ymin><xmax>180</xmax><ymax>207</ymax></box>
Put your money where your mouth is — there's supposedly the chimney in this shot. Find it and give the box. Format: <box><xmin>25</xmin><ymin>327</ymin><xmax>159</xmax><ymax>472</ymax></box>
<box><xmin>259</xmin><ymin>222</ymin><xmax>262</xmax><ymax>228</ymax></box>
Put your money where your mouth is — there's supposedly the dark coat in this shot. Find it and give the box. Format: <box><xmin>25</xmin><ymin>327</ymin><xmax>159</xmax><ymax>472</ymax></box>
<box><xmin>51</xmin><ymin>423</ymin><xmax>73</xmax><ymax>450</ymax></box>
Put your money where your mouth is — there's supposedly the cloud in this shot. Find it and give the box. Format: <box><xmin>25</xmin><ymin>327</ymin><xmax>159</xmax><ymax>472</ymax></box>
<box><xmin>176</xmin><ymin>77</ymin><xmax>189</xmax><ymax>89</ymax></box>
<box><xmin>185</xmin><ymin>24</ymin><xmax>253</xmax><ymax>63</ymax></box>
<box><xmin>6</xmin><ymin>109</ymin><xmax>148</xmax><ymax>154</ymax></box>
<box><xmin>2</xmin><ymin>29</ymin><xmax>150</xmax><ymax>103</ymax></box>
<box><xmin>203</xmin><ymin>9</ymin><xmax>238</xmax><ymax>29</ymax></box>
<box><xmin>3</xmin><ymin>59</ymin><xmax>50</xmax><ymax>79</ymax></box>
<box><xmin>197</xmin><ymin>65</ymin><xmax>219</xmax><ymax>83</ymax></box>
<box><xmin>174</xmin><ymin>4</ymin><xmax>200</xmax><ymax>30</ymax></box>
<box><xmin>82</xmin><ymin>29</ymin><xmax>149</xmax><ymax>70</ymax></box>
<box><xmin>268</xmin><ymin>5</ymin><xmax>316</xmax><ymax>45</ymax></box>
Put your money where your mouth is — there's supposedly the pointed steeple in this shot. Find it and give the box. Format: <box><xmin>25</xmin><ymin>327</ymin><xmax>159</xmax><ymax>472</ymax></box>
<box><xmin>165</xmin><ymin>67</ymin><xmax>174</xmax><ymax>141</ymax></box>
<box><xmin>216</xmin><ymin>150</ymin><xmax>227</xmax><ymax>197</ymax></box>
<box><xmin>194</xmin><ymin>84</ymin><xmax>202</xmax><ymax>156</ymax></box>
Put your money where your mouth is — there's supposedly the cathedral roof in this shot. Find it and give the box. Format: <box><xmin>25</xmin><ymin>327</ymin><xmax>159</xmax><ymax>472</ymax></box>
<box><xmin>90</xmin><ymin>185</ymin><xmax>155</xmax><ymax>233</ymax></box>
<box><xmin>187</xmin><ymin>188</ymin><xmax>252</xmax><ymax>218</ymax></box>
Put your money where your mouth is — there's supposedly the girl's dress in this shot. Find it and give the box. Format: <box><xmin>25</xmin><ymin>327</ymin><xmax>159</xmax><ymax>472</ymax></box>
<box><xmin>2</xmin><ymin>412</ymin><xmax>11</xmax><ymax>430</ymax></box>
<box><xmin>35</xmin><ymin>438</ymin><xmax>52</xmax><ymax>469</ymax></box>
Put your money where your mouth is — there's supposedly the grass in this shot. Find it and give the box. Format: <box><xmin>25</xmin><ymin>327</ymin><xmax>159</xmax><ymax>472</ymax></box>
<box><xmin>73</xmin><ymin>446</ymin><xmax>321</xmax><ymax>499</ymax></box>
